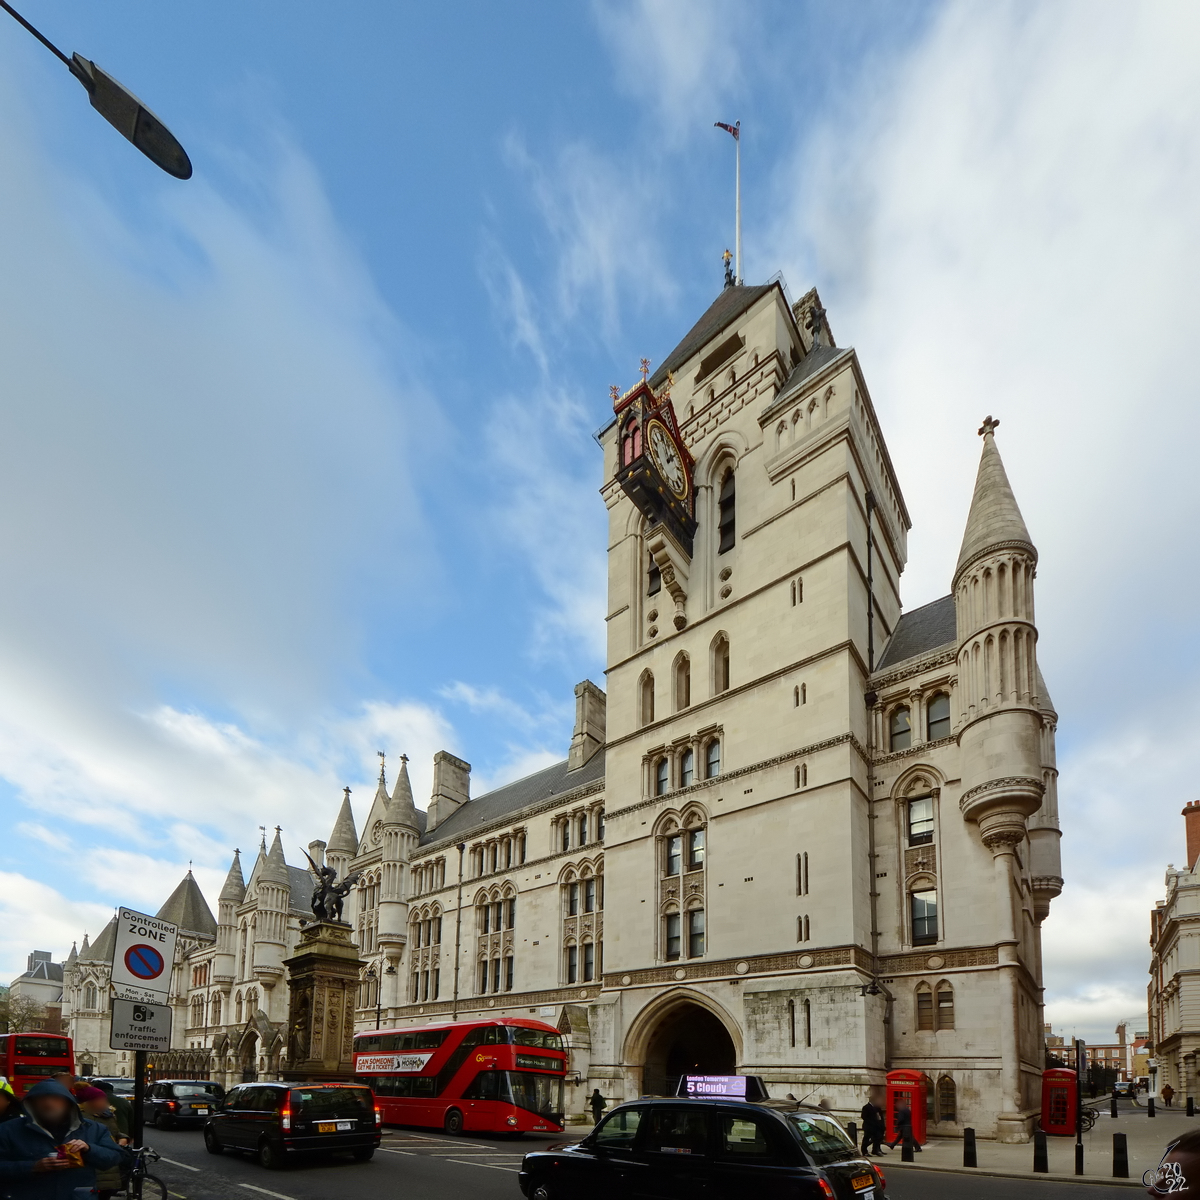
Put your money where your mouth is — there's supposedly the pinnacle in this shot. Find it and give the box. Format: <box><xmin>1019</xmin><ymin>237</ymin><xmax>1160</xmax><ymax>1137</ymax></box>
<box><xmin>386</xmin><ymin>754</ymin><xmax>420</xmax><ymax>830</ymax></box>
<box><xmin>220</xmin><ymin>848</ymin><xmax>246</xmax><ymax>902</ymax></box>
<box><xmin>327</xmin><ymin>788</ymin><xmax>359</xmax><ymax>854</ymax></box>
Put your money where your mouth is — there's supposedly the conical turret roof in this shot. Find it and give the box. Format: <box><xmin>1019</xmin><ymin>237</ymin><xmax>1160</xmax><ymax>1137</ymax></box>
<box><xmin>386</xmin><ymin>756</ymin><xmax>420</xmax><ymax>830</ymax></box>
<box><xmin>954</xmin><ymin>418</ymin><xmax>1036</xmax><ymax>585</ymax></box>
<box><xmin>80</xmin><ymin>916</ymin><xmax>117</xmax><ymax>963</ymax></box>
<box><xmin>327</xmin><ymin>789</ymin><xmax>358</xmax><ymax>854</ymax></box>
<box><xmin>157</xmin><ymin>870</ymin><xmax>217</xmax><ymax>939</ymax></box>
<box><xmin>65</xmin><ymin>942</ymin><xmax>77</xmax><ymax>969</ymax></box>
<box><xmin>219</xmin><ymin>849</ymin><xmax>246</xmax><ymax>903</ymax></box>
<box><xmin>79</xmin><ymin>933</ymin><xmax>90</xmax><ymax>957</ymax></box>
<box><xmin>261</xmin><ymin>827</ymin><xmax>290</xmax><ymax>884</ymax></box>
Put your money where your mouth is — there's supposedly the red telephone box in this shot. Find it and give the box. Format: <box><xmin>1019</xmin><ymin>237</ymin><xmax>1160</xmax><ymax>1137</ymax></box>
<box><xmin>885</xmin><ymin>1069</ymin><xmax>928</xmax><ymax>1145</ymax></box>
<box><xmin>1040</xmin><ymin>1068</ymin><xmax>1078</xmax><ymax>1136</ymax></box>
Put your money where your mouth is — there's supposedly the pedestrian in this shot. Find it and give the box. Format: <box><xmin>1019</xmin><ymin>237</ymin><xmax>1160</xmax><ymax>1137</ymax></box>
<box><xmin>590</xmin><ymin>1089</ymin><xmax>607</xmax><ymax>1125</ymax></box>
<box><xmin>75</xmin><ymin>1087</ymin><xmax>127</xmax><ymax>1200</ymax></box>
<box><xmin>48</xmin><ymin>1073</ymin><xmax>75</xmax><ymax>1093</ymax></box>
<box><xmin>0</xmin><ymin>1078</ymin><xmax>123</xmax><ymax>1199</ymax></box>
<box><xmin>1163</xmin><ymin>1084</ymin><xmax>1175</xmax><ymax>1108</ymax></box>
<box><xmin>860</xmin><ymin>1094</ymin><xmax>886</xmax><ymax>1157</ymax></box>
<box><xmin>1145</xmin><ymin>1129</ymin><xmax>1200</xmax><ymax>1195</ymax></box>
<box><xmin>0</xmin><ymin>1079</ymin><xmax>24</xmax><ymax>1125</ymax></box>
<box><xmin>886</xmin><ymin>1101</ymin><xmax>921</xmax><ymax>1153</ymax></box>
<box><xmin>91</xmin><ymin>1082</ymin><xmax>131</xmax><ymax>1142</ymax></box>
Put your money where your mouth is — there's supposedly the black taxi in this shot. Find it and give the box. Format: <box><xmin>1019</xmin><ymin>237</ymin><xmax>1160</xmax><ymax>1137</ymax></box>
<box><xmin>203</xmin><ymin>1081</ymin><xmax>380</xmax><ymax>1169</ymax></box>
<box><xmin>518</xmin><ymin>1097</ymin><xmax>887</xmax><ymax>1200</ymax></box>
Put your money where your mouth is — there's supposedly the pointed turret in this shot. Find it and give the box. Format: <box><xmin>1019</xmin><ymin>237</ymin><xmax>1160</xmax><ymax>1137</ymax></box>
<box><xmin>157</xmin><ymin>870</ymin><xmax>217</xmax><ymax>939</ymax></box>
<box><xmin>251</xmin><ymin>829</ymin><xmax>290</xmax><ymax>1002</ymax></box>
<box><xmin>378</xmin><ymin>753</ymin><xmax>420</xmax><ymax>1017</ymax></box>
<box><xmin>386</xmin><ymin>755</ymin><xmax>420</xmax><ymax>831</ymax></box>
<box><xmin>215</xmin><ymin>849</ymin><xmax>243</xmax><ymax>986</ymax></box>
<box><xmin>262</xmin><ymin>827</ymin><xmax>290</xmax><ymax>884</ymax></box>
<box><xmin>327</xmin><ymin>789</ymin><xmax>359</xmax><ymax>856</ymax></box>
<box><xmin>220</xmin><ymin>849</ymin><xmax>246</xmax><ymax>903</ymax></box>
<box><xmin>79</xmin><ymin>933</ymin><xmax>90</xmax><ymax>957</ymax></box>
<box><xmin>954</xmin><ymin>416</ymin><xmax>1036</xmax><ymax>587</ymax></box>
<box><xmin>65</xmin><ymin>941</ymin><xmax>77</xmax><ymax>969</ymax></box>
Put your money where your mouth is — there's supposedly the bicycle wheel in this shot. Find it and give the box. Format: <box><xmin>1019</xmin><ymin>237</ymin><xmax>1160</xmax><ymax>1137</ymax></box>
<box><xmin>137</xmin><ymin>1171</ymin><xmax>169</xmax><ymax>1200</ymax></box>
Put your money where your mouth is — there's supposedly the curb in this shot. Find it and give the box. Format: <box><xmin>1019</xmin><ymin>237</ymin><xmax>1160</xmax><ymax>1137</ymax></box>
<box><xmin>883</xmin><ymin>1159</ymin><xmax>1144</xmax><ymax>1189</ymax></box>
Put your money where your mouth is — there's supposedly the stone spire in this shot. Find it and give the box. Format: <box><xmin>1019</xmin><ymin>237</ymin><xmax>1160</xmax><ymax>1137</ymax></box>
<box><xmin>79</xmin><ymin>932</ymin><xmax>90</xmax><ymax>957</ymax></box>
<box><xmin>385</xmin><ymin>754</ymin><xmax>420</xmax><ymax>831</ymax></box>
<box><xmin>219</xmin><ymin>849</ymin><xmax>246</xmax><ymax>903</ymax></box>
<box><xmin>327</xmin><ymin>788</ymin><xmax>359</xmax><ymax>855</ymax></box>
<box><xmin>262</xmin><ymin>826</ymin><xmax>289</xmax><ymax>884</ymax></box>
<box><xmin>954</xmin><ymin>416</ymin><xmax>1036</xmax><ymax>587</ymax></box>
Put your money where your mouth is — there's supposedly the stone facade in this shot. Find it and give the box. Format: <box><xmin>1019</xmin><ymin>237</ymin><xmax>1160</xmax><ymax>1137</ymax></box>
<box><xmin>59</xmin><ymin>277</ymin><xmax>1063</xmax><ymax>1138</ymax></box>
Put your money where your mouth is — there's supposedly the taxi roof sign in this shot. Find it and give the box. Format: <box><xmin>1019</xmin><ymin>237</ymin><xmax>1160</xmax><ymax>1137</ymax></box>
<box><xmin>110</xmin><ymin>907</ymin><xmax>177</xmax><ymax>1003</ymax></box>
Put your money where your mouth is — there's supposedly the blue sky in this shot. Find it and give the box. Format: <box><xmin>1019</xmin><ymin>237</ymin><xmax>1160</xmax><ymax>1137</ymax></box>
<box><xmin>0</xmin><ymin>0</ymin><xmax>1197</xmax><ymax>1044</ymax></box>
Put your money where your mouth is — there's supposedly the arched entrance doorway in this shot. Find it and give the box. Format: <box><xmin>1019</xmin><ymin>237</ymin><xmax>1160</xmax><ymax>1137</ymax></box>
<box><xmin>641</xmin><ymin>1001</ymin><xmax>736</xmax><ymax>1097</ymax></box>
<box><xmin>240</xmin><ymin>1031</ymin><xmax>259</xmax><ymax>1083</ymax></box>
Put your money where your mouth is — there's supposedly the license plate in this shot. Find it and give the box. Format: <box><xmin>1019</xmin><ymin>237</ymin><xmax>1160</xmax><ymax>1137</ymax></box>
<box><xmin>192</xmin><ymin>1106</ymin><xmax>208</xmax><ymax>1113</ymax></box>
<box><xmin>318</xmin><ymin>1121</ymin><xmax>354</xmax><ymax>1132</ymax></box>
<box><xmin>851</xmin><ymin>1174</ymin><xmax>874</xmax><ymax>1191</ymax></box>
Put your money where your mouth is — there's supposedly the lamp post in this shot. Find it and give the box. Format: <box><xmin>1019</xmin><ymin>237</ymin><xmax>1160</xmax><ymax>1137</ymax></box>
<box><xmin>365</xmin><ymin>964</ymin><xmax>395</xmax><ymax>1032</ymax></box>
<box><xmin>0</xmin><ymin>0</ymin><xmax>191</xmax><ymax>178</ymax></box>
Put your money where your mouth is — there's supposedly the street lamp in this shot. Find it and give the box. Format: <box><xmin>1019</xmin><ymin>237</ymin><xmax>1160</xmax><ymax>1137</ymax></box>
<box><xmin>365</xmin><ymin>964</ymin><xmax>395</xmax><ymax>1032</ymax></box>
<box><xmin>0</xmin><ymin>0</ymin><xmax>191</xmax><ymax>178</ymax></box>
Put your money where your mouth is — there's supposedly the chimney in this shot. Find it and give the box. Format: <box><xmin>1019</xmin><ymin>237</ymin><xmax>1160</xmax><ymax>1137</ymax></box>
<box><xmin>427</xmin><ymin>751</ymin><xmax>471</xmax><ymax>832</ymax></box>
<box><xmin>307</xmin><ymin>839</ymin><xmax>327</xmax><ymax>868</ymax></box>
<box><xmin>568</xmin><ymin>680</ymin><xmax>607</xmax><ymax>771</ymax></box>
<box><xmin>1184</xmin><ymin>801</ymin><xmax>1200</xmax><ymax>870</ymax></box>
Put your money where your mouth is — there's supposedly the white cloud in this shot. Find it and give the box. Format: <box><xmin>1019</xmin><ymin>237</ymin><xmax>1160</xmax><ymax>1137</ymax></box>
<box><xmin>0</xmin><ymin>873</ymin><xmax>114</xmax><ymax>973</ymax></box>
<box><xmin>771</xmin><ymin>0</ymin><xmax>1200</xmax><ymax>1040</ymax></box>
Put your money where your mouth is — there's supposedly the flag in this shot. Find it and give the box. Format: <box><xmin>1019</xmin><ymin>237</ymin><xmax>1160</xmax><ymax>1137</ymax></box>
<box><xmin>715</xmin><ymin>121</ymin><xmax>740</xmax><ymax>140</ymax></box>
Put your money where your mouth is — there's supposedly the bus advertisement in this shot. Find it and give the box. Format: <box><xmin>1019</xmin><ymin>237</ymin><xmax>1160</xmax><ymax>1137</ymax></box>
<box><xmin>353</xmin><ymin>1018</ymin><xmax>566</xmax><ymax>1135</ymax></box>
<box><xmin>0</xmin><ymin>1032</ymin><xmax>74</xmax><ymax>1096</ymax></box>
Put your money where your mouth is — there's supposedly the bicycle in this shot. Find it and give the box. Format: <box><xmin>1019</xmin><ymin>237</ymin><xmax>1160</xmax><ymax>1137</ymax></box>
<box><xmin>122</xmin><ymin>1144</ymin><xmax>167</xmax><ymax>1200</ymax></box>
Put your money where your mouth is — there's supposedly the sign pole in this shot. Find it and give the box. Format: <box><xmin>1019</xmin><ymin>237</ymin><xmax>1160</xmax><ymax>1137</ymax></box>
<box><xmin>132</xmin><ymin>1049</ymin><xmax>146</xmax><ymax>1150</ymax></box>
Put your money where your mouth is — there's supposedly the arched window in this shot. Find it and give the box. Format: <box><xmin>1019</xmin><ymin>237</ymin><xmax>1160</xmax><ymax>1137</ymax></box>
<box><xmin>655</xmin><ymin>757</ymin><xmax>669</xmax><ymax>796</ymax></box>
<box><xmin>889</xmin><ymin>706</ymin><xmax>912</xmax><ymax>751</ymax></box>
<box><xmin>911</xmin><ymin>889</ymin><xmax>938</xmax><ymax>946</ymax></box>
<box><xmin>647</xmin><ymin>552</ymin><xmax>661</xmax><ymax>596</ymax></box>
<box><xmin>680</xmin><ymin>748</ymin><xmax>694</xmax><ymax>788</ymax></box>
<box><xmin>936</xmin><ymin>982</ymin><xmax>955</xmax><ymax>1030</ymax></box>
<box><xmin>706</xmin><ymin>739</ymin><xmax>721</xmax><ymax>778</ymax></box>
<box><xmin>718</xmin><ymin>469</ymin><xmax>736</xmax><ymax>553</ymax></box>
<box><xmin>561</xmin><ymin>821</ymin><xmax>570</xmax><ymax>852</ymax></box>
<box><xmin>211</xmin><ymin>993</ymin><xmax>221</xmax><ymax>1025</ymax></box>
<box><xmin>621</xmin><ymin>417</ymin><xmax>641</xmax><ymax>467</ymax></box>
<box><xmin>791</xmin><ymin>577</ymin><xmax>803</xmax><ymax>605</ymax></box>
<box><xmin>916</xmin><ymin>982</ymin><xmax>933</xmax><ymax>1030</ymax></box>
<box><xmin>235</xmin><ymin>992</ymin><xmax>244</xmax><ymax>1023</ymax></box>
<box><xmin>776</xmin><ymin>421</ymin><xmax>787</xmax><ymax>451</ymax></box>
<box><xmin>937</xmin><ymin>1076</ymin><xmax>957</xmax><ymax>1122</ymax></box>
<box><xmin>794</xmin><ymin>686</ymin><xmax>800</xmax><ymax>707</ymax></box>
<box><xmin>674</xmin><ymin>654</ymin><xmax>691</xmax><ymax>711</ymax></box>
<box><xmin>712</xmin><ymin>635</ymin><xmax>730</xmax><ymax>694</ymax></box>
<box><xmin>578</xmin><ymin>814</ymin><xmax>588</xmax><ymax>845</ymax></box>
<box><xmin>640</xmin><ymin>672</ymin><xmax>655</xmax><ymax>726</ymax></box>
<box><xmin>927</xmin><ymin>693</ymin><xmax>952</xmax><ymax>741</ymax></box>
<box><xmin>83</xmin><ymin>982</ymin><xmax>97</xmax><ymax>1010</ymax></box>
<box><xmin>908</xmin><ymin>797</ymin><xmax>934</xmax><ymax>845</ymax></box>
<box><xmin>565</xmin><ymin>942</ymin><xmax>579</xmax><ymax>984</ymax></box>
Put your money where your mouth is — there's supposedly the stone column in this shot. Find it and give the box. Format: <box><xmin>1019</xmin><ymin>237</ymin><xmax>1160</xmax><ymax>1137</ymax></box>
<box><xmin>284</xmin><ymin>920</ymin><xmax>365</xmax><ymax>1081</ymax></box>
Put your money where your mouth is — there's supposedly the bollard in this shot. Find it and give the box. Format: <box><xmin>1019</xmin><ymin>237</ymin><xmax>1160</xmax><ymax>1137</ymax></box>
<box><xmin>1113</xmin><ymin>1132</ymin><xmax>1129</xmax><ymax>1179</ymax></box>
<box><xmin>1149</xmin><ymin>1096</ymin><xmax>1156</xmax><ymax>1118</ymax></box>
<box><xmin>1110</xmin><ymin>1095</ymin><xmax>1119</xmax><ymax>1118</ymax></box>
<box><xmin>1075</xmin><ymin>1142</ymin><xmax>1084</xmax><ymax>1176</ymax></box>
<box><xmin>963</xmin><ymin>1127</ymin><xmax>977</xmax><ymax>1168</ymax></box>
<box><xmin>901</xmin><ymin>1139</ymin><xmax>914</xmax><ymax>1163</ymax></box>
<box><xmin>1033</xmin><ymin>1130</ymin><xmax>1049</xmax><ymax>1173</ymax></box>
<box><xmin>848</xmin><ymin>1121</ymin><xmax>857</xmax><ymax>1144</ymax></box>
<box><xmin>1189</xmin><ymin>1097</ymin><xmax>1195</xmax><ymax>1118</ymax></box>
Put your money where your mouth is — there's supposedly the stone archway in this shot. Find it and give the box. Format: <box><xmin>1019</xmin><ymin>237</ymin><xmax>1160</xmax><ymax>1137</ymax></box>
<box><xmin>239</xmin><ymin>1031</ymin><xmax>259</xmax><ymax>1083</ymax></box>
<box><xmin>627</xmin><ymin>993</ymin><xmax>739</xmax><ymax>1097</ymax></box>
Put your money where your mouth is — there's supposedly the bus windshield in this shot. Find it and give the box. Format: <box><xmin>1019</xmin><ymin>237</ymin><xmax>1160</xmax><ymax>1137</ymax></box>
<box><xmin>463</xmin><ymin>1070</ymin><xmax>564</xmax><ymax>1120</ymax></box>
<box><xmin>507</xmin><ymin>1028</ymin><xmax>563</xmax><ymax>1052</ymax></box>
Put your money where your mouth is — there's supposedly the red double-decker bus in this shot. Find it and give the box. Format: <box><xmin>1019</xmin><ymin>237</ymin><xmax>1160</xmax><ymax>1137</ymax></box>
<box><xmin>0</xmin><ymin>1032</ymin><xmax>74</xmax><ymax>1096</ymax></box>
<box><xmin>353</xmin><ymin>1017</ymin><xmax>566</xmax><ymax>1135</ymax></box>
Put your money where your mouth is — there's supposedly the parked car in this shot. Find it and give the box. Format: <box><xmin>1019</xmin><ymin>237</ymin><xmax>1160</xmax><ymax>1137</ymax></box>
<box><xmin>145</xmin><ymin>1079</ymin><xmax>226</xmax><ymax>1128</ymax></box>
<box><xmin>89</xmin><ymin>1077</ymin><xmax>136</xmax><ymax>1096</ymax></box>
<box><xmin>518</xmin><ymin>1097</ymin><xmax>887</xmax><ymax>1200</ymax></box>
<box><xmin>204</xmin><ymin>1081</ymin><xmax>381</xmax><ymax>1169</ymax></box>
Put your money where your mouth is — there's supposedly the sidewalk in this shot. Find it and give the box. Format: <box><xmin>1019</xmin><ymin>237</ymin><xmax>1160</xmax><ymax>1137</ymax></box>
<box><xmin>881</xmin><ymin>1101</ymin><xmax>1195</xmax><ymax>1188</ymax></box>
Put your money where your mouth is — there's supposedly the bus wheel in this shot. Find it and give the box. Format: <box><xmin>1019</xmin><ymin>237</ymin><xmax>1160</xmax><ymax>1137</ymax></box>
<box><xmin>443</xmin><ymin>1108</ymin><xmax>464</xmax><ymax>1136</ymax></box>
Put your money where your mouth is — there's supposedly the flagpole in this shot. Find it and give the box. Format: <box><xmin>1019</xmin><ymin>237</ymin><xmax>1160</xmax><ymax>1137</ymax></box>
<box><xmin>735</xmin><ymin>122</ymin><xmax>742</xmax><ymax>284</ymax></box>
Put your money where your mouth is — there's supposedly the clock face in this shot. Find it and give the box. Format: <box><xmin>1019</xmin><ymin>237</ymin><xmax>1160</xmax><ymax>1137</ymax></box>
<box><xmin>646</xmin><ymin>420</ymin><xmax>688</xmax><ymax>499</ymax></box>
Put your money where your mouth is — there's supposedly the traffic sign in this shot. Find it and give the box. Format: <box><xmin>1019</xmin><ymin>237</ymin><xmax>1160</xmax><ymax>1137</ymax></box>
<box><xmin>109</xmin><ymin>998</ymin><xmax>171</xmax><ymax>1052</ymax></box>
<box><xmin>110</xmin><ymin>907</ymin><xmax>177</xmax><ymax>1003</ymax></box>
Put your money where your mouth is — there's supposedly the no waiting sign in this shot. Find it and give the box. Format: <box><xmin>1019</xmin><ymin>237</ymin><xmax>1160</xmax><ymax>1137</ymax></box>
<box><xmin>110</xmin><ymin>907</ymin><xmax>178</xmax><ymax>1003</ymax></box>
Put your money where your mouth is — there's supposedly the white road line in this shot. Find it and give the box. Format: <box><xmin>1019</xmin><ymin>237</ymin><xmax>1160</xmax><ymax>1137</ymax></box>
<box><xmin>157</xmin><ymin>1156</ymin><xmax>201</xmax><ymax>1171</ymax></box>
<box><xmin>239</xmin><ymin>1184</ymin><xmax>297</xmax><ymax>1200</ymax></box>
<box><xmin>446</xmin><ymin>1159</ymin><xmax>520</xmax><ymax>1173</ymax></box>
<box><xmin>380</xmin><ymin>1148</ymin><xmax>418</xmax><ymax>1155</ymax></box>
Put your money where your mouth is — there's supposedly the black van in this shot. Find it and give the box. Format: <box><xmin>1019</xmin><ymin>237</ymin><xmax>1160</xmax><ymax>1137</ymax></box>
<box><xmin>518</xmin><ymin>1097</ymin><xmax>888</xmax><ymax>1200</ymax></box>
<box><xmin>204</xmin><ymin>1081</ymin><xmax>380</xmax><ymax>1169</ymax></box>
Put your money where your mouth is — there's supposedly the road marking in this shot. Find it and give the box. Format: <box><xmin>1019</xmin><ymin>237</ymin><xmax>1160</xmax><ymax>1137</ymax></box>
<box><xmin>169</xmin><ymin>1193</ymin><xmax>188</xmax><ymax>1199</ymax></box>
<box><xmin>158</xmin><ymin>1157</ymin><xmax>201</xmax><ymax>1172</ymax></box>
<box><xmin>447</xmin><ymin>1159</ymin><xmax>519</xmax><ymax>1173</ymax></box>
<box><xmin>380</xmin><ymin>1148</ymin><xmax>418</xmax><ymax>1155</ymax></box>
<box><xmin>239</xmin><ymin>1185</ymin><xmax>297</xmax><ymax>1200</ymax></box>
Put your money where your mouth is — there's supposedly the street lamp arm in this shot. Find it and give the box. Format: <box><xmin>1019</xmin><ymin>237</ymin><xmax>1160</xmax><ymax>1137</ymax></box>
<box><xmin>0</xmin><ymin>0</ymin><xmax>70</xmax><ymax>66</ymax></box>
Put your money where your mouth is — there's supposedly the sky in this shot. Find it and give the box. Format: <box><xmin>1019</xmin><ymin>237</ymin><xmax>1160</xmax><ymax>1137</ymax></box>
<box><xmin>0</xmin><ymin>0</ymin><xmax>1195</xmax><ymax>1045</ymax></box>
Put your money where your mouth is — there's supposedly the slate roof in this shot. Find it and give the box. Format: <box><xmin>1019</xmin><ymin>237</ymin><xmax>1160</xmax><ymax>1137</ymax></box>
<box><xmin>79</xmin><ymin>916</ymin><xmax>118</xmax><ymax>964</ymax></box>
<box><xmin>13</xmin><ymin>960</ymin><xmax>63</xmax><ymax>984</ymax></box>
<box><xmin>648</xmin><ymin>284</ymin><xmax>774</xmax><ymax>389</ymax></box>
<box><xmin>156</xmin><ymin>871</ymin><xmax>217</xmax><ymax>939</ymax></box>
<box><xmin>760</xmin><ymin>344</ymin><xmax>852</xmax><ymax>421</ymax></box>
<box><xmin>420</xmin><ymin>749</ymin><xmax>606</xmax><ymax>847</ymax></box>
<box><xmin>875</xmin><ymin>595</ymin><xmax>957</xmax><ymax>671</ymax></box>
<box><xmin>286</xmin><ymin>866</ymin><xmax>315</xmax><ymax>916</ymax></box>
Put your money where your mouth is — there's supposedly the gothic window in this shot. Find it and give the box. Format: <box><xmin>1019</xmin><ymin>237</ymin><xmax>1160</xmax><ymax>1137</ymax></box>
<box><xmin>584</xmin><ymin>877</ymin><xmax>596</xmax><ymax>913</ymax></box>
<box><xmin>583</xmin><ymin>940</ymin><xmax>595</xmax><ymax>982</ymax></box>
<box><xmin>518</xmin><ymin>836</ymin><xmax>527</xmax><ymax>864</ymax></box>
<box><xmin>561</xmin><ymin>821</ymin><xmax>571</xmax><ymax>853</ymax></box>
<box><xmin>927</xmin><ymin>693</ymin><xmax>952</xmax><ymax>740</ymax></box>
<box><xmin>491</xmin><ymin>958</ymin><xmax>501</xmax><ymax>992</ymax></box>
<box><xmin>211</xmin><ymin>993</ymin><xmax>221</xmax><ymax>1025</ymax></box>
<box><xmin>791</xmin><ymin>577</ymin><xmax>803</xmax><ymax>605</ymax></box>
<box><xmin>908</xmin><ymin>797</ymin><xmax>934</xmax><ymax>846</ymax></box>
<box><xmin>597</xmin><ymin>810</ymin><xmax>605</xmax><ymax>842</ymax></box>
<box><xmin>911</xmin><ymin>890</ymin><xmax>939</xmax><ymax>946</ymax></box>
<box><xmin>796</xmin><ymin>852</ymin><xmax>809</xmax><ymax>896</ymax></box>
<box><xmin>937</xmin><ymin>1076</ymin><xmax>957</xmax><ymax>1122</ymax></box>
<box><xmin>680</xmin><ymin>749</ymin><xmax>694</xmax><ymax>788</ymax></box>
<box><xmin>705</xmin><ymin>739</ymin><xmax>721</xmax><ymax>778</ymax></box>
<box><xmin>246</xmin><ymin>988</ymin><xmax>258</xmax><ymax>1013</ymax></box>
<box><xmin>776</xmin><ymin>421</ymin><xmax>787</xmax><ymax>452</ymax></box>
<box><xmin>687</xmin><ymin>828</ymin><xmax>705</xmax><ymax>870</ymax></box>
<box><xmin>566</xmin><ymin>943</ymin><xmax>579</xmax><ymax>984</ymax></box>
<box><xmin>83</xmin><ymin>982</ymin><xmax>97</xmax><ymax>1010</ymax></box>
<box><xmin>664</xmin><ymin>912</ymin><xmax>681</xmax><ymax>961</ymax></box>
<box><xmin>191</xmin><ymin>996</ymin><xmax>204</xmax><ymax>1028</ymax></box>
<box><xmin>795</xmin><ymin>763</ymin><xmax>808</xmax><ymax>788</ymax></box>
<box><xmin>788</xmin><ymin>999</ymin><xmax>796</xmax><ymax>1047</ymax></box>
<box><xmin>647</xmin><ymin>553</ymin><xmax>661</xmax><ymax>596</ymax></box>
<box><xmin>797</xmin><ymin>915</ymin><xmax>810</xmax><ymax>942</ymax></box>
<box><xmin>665</xmin><ymin>835</ymin><xmax>682</xmax><ymax>877</ymax></box>
<box><xmin>718</xmin><ymin>469</ymin><xmax>736</xmax><ymax>553</ymax></box>
<box><xmin>801</xmin><ymin>683</ymin><xmax>807</xmax><ymax>704</ymax></box>
<box><xmin>794</xmin><ymin>686</ymin><xmax>800</xmax><ymax>707</ymax></box>
<box><xmin>712</xmin><ymin>635</ymin><xmax>730</xmax><ymax>694</ymax></box>
<box><xmin>804</xmin><ymin>999</ymin><xmax>812</xmax><ymax>1047</ymax></box>
<box><xmin>916</xmin><ymin>983</ymin><xmax>933</xmax><ymax>1030</ymax></box>
<box><xmin>688</xmin><ymin>909</ymin><xmax>705</xmax><ymax>957</ymax></box>
<box><xmin>674</xmin><ymin>654</ymin><xmax>691</xmax><ymax>711</ymax></box>
<box><xmin>889</xmin><ymin>706</ymin><xmax>912</xmax><ymax>751</ymax></box>
<box><xmin>505</xmin><ymin>897</ymin><xmax>516</xmax><ymax>930</ymax></box>
<box><xmin>640</xmin><ymin>672</ymin><xmax>655</xmax><ymax>726</ymax></box>
<box><xmin>936</xmin><ymin>982</ymin><xmax>955</xmax><ymax>1031</ymax></box>
<box><xmin>477</xmin><ymin>959</ymin><xmax>488</xmax><ymax>993</ymax></box>
<box><xmin>568</xmin><ymin>880</ymin><xmax>580</xmax><ymax>916</ymax></box>
<box><xmin>505</xmin><ymin>955</ymin><xmax>514</xmax><ymax>991</ymax></box>
<box><xmin>235</xmin><ymin>992</ymin><xmax>244</xmax><ymax>1023</ymax></box>
<box><xmin>655</xmin><ymin>757</ymin><xmax>670</xmax><ymax>796</ymax></box>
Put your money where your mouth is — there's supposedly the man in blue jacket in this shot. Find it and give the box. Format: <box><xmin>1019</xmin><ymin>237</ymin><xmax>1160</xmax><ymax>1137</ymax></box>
<box><xmin>0</xmin><ymin>1079</ymin><xmax>124</xmax><ymax>1199</ymax></box>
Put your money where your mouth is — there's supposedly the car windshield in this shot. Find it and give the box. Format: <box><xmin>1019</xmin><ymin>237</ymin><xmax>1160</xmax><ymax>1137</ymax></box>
<box><xmin>171</xmin><ymin>1084</ymin><xmax>213</xmax><ymax>1097</ymax></box>
<box><xmin>290</xmin><ymin>1087</ymin><xmax>373</xmax><ymax>1117</ymax></box>
<box><xmin>508</xmin><ymin>1028</ymin><xmax>563</xmax><ymax>1052</ymax></box>
<box><xmin>786</xmin><ymin>1113</ymin><xmax>857</xmax><ymax>1165</ymax></box>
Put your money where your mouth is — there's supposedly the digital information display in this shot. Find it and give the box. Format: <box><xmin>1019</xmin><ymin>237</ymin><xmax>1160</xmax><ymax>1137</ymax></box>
<box><xmin>684</xmin><ymin>1075</ymin><xmax>748</xmax><ymax>1098</ymax></box>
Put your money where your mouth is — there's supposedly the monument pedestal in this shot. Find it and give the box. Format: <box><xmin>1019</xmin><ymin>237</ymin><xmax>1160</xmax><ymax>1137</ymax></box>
<box><xmin>283</xmin><ymin>920</ymin><xmax>364</xmax><ymax>1081</ymax></box>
